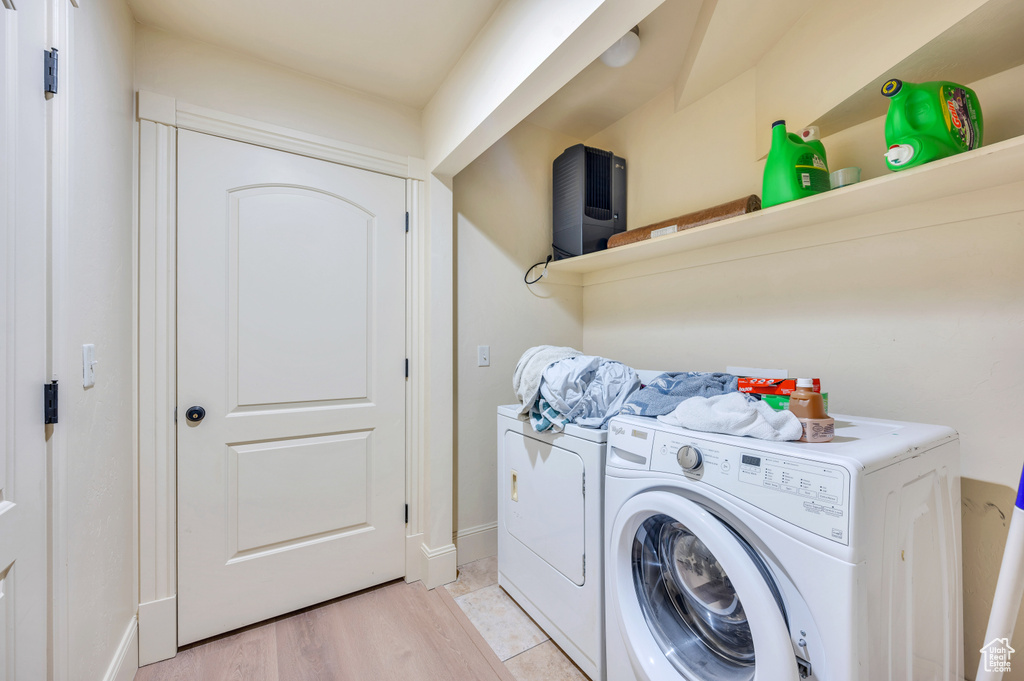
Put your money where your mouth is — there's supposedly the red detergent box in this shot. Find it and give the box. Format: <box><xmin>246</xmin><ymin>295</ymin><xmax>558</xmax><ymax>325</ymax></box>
<box><xmin>738</xmin><ymin>377</ymin><xmax>820</xmax><ymax>395</ymax></box>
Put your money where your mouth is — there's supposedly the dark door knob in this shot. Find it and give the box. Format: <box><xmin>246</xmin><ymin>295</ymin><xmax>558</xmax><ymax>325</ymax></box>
<box><xmin>185</xmin><ymin>406</ymin><xmax>206</xmax><ymax>423</ymax></box>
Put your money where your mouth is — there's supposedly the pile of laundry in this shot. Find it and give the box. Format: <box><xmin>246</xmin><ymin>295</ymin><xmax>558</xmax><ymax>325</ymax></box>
<box><xmin>512</xmin><ymin>346</ymin><xmax>802</xmax><ymax>441</ymax></box>
<box><xmin>512</xmin><ymin>346</ymin><xmax>639</xmax><ymax>432</ymax></box>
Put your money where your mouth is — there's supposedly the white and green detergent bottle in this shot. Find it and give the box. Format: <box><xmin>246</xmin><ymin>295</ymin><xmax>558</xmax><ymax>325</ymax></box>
<box><xmin>881</xmin><ymin>78</ymin><xmax>983</xmax><ymax>171</ymax></box>
<box><xmin>762</xmin><ymin>120</ymin><xmax>830</xmax><ymax>208</ymax></box>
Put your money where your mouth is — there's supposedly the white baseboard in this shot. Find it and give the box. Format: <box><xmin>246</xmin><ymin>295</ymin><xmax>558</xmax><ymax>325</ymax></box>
<box><xmin>138</xmin><ymin>595</ymin><xmax>177</xmax><ymax>666</ymax></box>
<box><xmin>420</xmin><ymin>541</ymin><xmax>458</xmax><ymax>589</ymax></box>
<box><xmin>455</xmin><ymin>522</ymin><xmax>497</xmax><ymax>566</ymax></box>
<box><xmin>102</xmin><ymin>616</ymin><xmax>138</xmax><ymax>681</ymax></box>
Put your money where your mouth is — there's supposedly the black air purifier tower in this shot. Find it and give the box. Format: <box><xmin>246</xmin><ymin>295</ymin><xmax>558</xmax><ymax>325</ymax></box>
<box><xmin>552</xmin><ymin>144</ymin><xmax>626</xmax><ymax>260</ymax></box>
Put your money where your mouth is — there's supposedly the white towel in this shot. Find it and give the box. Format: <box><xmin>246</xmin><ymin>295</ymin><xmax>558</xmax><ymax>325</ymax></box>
<box><xmin>657</xmin><ymin>392</ymin><xmax>803</xmax><ymax>441</ymax></box>
<box><xmin>512</xmin><ymin>345</ymin><xmax>580</xmax><ymax>414</ymax></box>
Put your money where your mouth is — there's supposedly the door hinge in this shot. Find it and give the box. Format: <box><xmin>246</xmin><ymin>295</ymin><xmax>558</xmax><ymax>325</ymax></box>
<box><xmin>583</xmin><ymin>555</ymin><xmax>586</xmax><ymax>578</ymax></box>
<box><xmin>405</xmin><ymin>358</ymin><xmax>409</xmax><ymax>379</ymax></box>
<box><xmin>582</xmin><ymin>471</ymin><xmax>585</xmax><ymax>496</ymax></box>
<box><xmin>405</xmin><ymin>504</ymin><xmax>409</xmax><ymax>523</ymax></box>
<box><xmin>405</xmin><ymin>211</ymin><xmax>409</xmax><ymax>233</ymax></box>
<box><xmin>44</xmin><ymin>48</ymin><xmax>58</xmax><ymax>95</ymax></box>
<box><xmin>44</xmin><ymin>380</ymin><xmax>59</xmax><ymax>424</ymax></box>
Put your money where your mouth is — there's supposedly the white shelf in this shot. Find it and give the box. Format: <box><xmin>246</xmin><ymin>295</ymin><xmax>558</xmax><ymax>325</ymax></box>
<box><xmin>547</xmin><ymin>133</ymin><xmax>1024</xmax><ymax>286</ymax></box>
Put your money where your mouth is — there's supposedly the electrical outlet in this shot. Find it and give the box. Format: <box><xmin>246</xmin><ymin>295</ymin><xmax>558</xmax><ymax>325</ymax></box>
<box><xmin>477</xmin><ymin>345</ymin><xmax>490</xmax><ymax>367</ymax></box>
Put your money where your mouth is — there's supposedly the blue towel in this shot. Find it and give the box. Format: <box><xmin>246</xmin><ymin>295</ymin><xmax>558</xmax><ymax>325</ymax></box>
<box><xmin>619</xmin><ymin>372</ymin><xmax>739</xmax><ymax>416</ymax></box>
<box><xmin>530</xmin><ymin>396</ymin><xmax>571</xmax><ymax>432</ymax></box>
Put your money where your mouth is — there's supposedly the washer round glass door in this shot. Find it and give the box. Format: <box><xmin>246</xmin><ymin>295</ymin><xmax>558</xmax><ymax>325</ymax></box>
<box><xmin>608</xmin><ymin>490</ymin><xmax>798</xmax><ymax>681</ymax></box>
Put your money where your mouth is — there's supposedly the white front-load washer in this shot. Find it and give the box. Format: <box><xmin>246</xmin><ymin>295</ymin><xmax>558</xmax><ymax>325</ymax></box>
<box><xmin>498</xmin><ymin>404</ymin><xmax>607</xmax><ymax>680</ymax></box>
<box><xmin>604</xmin><ymin>413</ymin><xmax>963</xmax><ymax>681</ymax></box>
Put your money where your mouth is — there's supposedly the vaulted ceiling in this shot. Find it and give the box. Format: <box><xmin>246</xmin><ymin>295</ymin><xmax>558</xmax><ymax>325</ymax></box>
<box><xmin>128</xmin><ymin>0</ymin><xmax>503</xmax><ymax>108</ymax></box>
<box><xmin>128</xmin><ymin>0</ymin><xmax>813</xmax><ymax>144</ymax></box>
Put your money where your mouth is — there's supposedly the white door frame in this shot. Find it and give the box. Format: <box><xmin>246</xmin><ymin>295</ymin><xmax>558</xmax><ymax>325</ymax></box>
<box><xmin>135</xmin><ymin>91</ymin><xmax>456</xmax><ymax>665</ymax></box>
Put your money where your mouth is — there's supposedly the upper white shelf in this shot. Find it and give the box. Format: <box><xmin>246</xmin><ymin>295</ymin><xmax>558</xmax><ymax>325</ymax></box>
<box><xmin>547</xmin><ymin>132</ymin><xmax>1024</xmax><ymax>284</ymax></box>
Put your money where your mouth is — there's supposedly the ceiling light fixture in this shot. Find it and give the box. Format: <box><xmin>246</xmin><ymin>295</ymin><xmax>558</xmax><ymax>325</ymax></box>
<box><xmin>600</xmin><ymin>26</ymin><xmax>640</xmax><ymax>68</ymax></box>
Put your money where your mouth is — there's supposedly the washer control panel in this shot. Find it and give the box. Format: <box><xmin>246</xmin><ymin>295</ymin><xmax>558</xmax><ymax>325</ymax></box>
<box><xmin>640</xmin><ymin>428</ymin><xmax>851</xmax><ymax>545</ymax></box>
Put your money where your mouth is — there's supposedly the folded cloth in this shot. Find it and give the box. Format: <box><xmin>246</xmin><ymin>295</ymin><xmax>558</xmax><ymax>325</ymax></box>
<box><xmin>512</xmin><ymin>345</ymin><xmax>581</xmax><ymax>414</ymax></box>
<box><xmin>620</xmin><ymin>372</ymin><xmax>739</xmax><ymax>416</ymax></box>
<box><xmin>657</xmin><ymin>392</ymin><xmax>802</xmax><ymax>441</ymax></box>
<box><xmin>538</xmin><ymin>355</ymin><xmax>640</xmax><ymax>430</ymax></box>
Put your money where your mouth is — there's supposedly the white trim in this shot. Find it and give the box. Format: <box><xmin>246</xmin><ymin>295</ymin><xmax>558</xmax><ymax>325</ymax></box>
<box><xmin>136</xmin><ymin>90</ymin><xmax>175</xmax><ymax>126</ymax></box>
<box><xmin>136</xmin><ymin>95</ymin><xmax>447</xmax><ymax>659</ymax></box>
<box><xmin>424</xmin><ymin>174</ymin><xmax>456</xmax><ymax>586</ymax></box>
<box><xmin>421</xmin><ymin>542</ymin><xmax>459</xmax><ymax>590</ymax></box>
<box><xmin>138</xmin><ymin>596</ymin><xmax>176</xmax><ymax>666</ymax></box>
<box><xmin>405</xmin><ymin>179</ymin><xmax>427</xmax><ymax>575</ymax></box>
<box><xmin>404</xmin><ymin>533</ymin><xmax>426</xmax><ymax>584</ymax></box>
<box><xmin>136</xmin><ymin>91</ymin><xmax>425</xmax><ymax>181</ymax></box>
<box><xmin>454</xmin><ymin>522</ymin><xmax>498</xmax><ymax>566</ymax></box>
<box><xmin>136</xmin><ymin>117</ymin><xmax>178</xmax><ymax>665</ymax></box>
<box><xmin>47</xmin><ymin>2</ymin><xmax>72</xmax><ymax>679</ymax></box>
<box><xmin>101</xmin><ymin>617</ymin><xmax>139</xmax><ymax>681</ymax></box>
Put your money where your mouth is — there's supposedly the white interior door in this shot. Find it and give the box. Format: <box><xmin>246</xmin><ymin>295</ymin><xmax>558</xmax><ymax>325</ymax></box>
<box><xmin>176</xmin><ymin>130</ymin><xmax>407</xmax><ymax>644</ymax></box>
<box><xmin>0</xmin><ymin>3</ymin><xmax>49</xmax><ymax>679</ymax></box>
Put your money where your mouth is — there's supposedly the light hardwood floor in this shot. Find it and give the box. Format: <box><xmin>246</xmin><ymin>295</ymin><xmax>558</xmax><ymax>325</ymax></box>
<box><xmin>135</xmin><ymin>557</ymin><xmax>588</xmax><ymax>681</ymax></box>
<box><xmin>134</xmin><ymin>580</ymin><xmax>515</xmax><ymax>681</ymax></box>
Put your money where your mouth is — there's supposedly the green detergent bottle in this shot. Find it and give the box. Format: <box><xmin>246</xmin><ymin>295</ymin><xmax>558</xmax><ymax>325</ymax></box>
<box><xmin>881</xmin><ymin>78</ymin><xmax>983</xmax><ymax>171</ymax></box>
<box><xmin>762</xmin><ymin>120</ymin><xmax>830</xmax><ymax>208</ymax></box>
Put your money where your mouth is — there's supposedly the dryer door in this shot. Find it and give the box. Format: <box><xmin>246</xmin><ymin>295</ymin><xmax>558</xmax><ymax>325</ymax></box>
<box><xmin>609</xmin><ymin>491</ymin><xmax>799</xmax><ymax>681</ymax></box>
<box><xmin>503</xmin><ymin>431</ymin><xmax>586</xmax><ymax>585</ymax></box>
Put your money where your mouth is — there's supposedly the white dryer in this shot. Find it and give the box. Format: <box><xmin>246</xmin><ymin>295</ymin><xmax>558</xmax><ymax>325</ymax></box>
<box><xmin>604</xmin><ymin>413</ymin><xmax>963</xmax><ymax>681</ymax></box>
<box><xmin>498</xmin><ymin>404</ymin><xmax>607</xmax><ymax>680</ymax></box>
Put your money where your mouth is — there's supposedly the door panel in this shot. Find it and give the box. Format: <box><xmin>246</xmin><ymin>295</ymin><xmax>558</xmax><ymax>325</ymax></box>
<box><xmin>231</xmin><ymin>432</ymin><xmax>371</xmax><ymax>555</ymax></box>
<box><xmin>0</xmin><ymin>4</ymin><xmax>49</xmax><ymax>680</ymax></box>
<box><xmin>177</xmin><ymin>130</ymin><xmax>406</xmax><ymax>644</ymax></box>
<box><xmin>232</xmin><ymin>186</ymin><xmax>370</xmax><ymax>406</ymax></box>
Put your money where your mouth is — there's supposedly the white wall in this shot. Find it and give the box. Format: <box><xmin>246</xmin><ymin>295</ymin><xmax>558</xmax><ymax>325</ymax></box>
<box><xmin>134</xmin><ymin>24</ymin><xmax>423</xmax><ymax>158</ymax></box>
<box><xmin>453</xmin><ymin>122</ymin><xmax>584</xmax><ymax>563</ymax></box>
<box><xmin>582</xmin><ymin>63</ymin><xmax>1024</xmax><ymax>680</ymax></box>
<box><xmin>64</xmin><ymin>2</ymin><xmax>138</xmax><ymax>680</ymax></box>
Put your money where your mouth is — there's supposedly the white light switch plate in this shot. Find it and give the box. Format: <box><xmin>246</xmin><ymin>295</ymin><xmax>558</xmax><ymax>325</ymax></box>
<box><xmin>82</xmin><ymin>344</ymin><xmax>97</xmax><ymax>388</ymax></box>
<box><xmin>477</xmin><ymin>345</ymin><xmax>490</xmax><ymax>367</ymax></box>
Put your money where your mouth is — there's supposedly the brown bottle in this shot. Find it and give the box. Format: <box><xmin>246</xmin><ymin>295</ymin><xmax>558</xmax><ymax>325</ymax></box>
<box><xmin>788</xmin><ymin>378</ymin><xmax>834</xmax><ymax>443</ymax></box>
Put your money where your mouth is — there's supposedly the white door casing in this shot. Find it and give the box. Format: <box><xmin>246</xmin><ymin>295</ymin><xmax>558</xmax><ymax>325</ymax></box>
<box><xmin>0</xmin><ymin>3</ymin><xmax>50</xmax><ymax>680</ymax></box>
<box><xmin>137</xmin><ymin>94</ymin><xmax>455</xmax><ymax>663</ymax></box>
<box><xmin>176</xmin><ymin>130</ymin><xmax>407</xmax><ymax>644</ymax></box>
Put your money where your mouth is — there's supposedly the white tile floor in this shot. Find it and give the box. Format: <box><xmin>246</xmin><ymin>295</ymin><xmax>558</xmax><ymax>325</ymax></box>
<box><xmin>444</xmin><ymin>556</ymin><xmax>590</xmax><ymax>681</ymax></box>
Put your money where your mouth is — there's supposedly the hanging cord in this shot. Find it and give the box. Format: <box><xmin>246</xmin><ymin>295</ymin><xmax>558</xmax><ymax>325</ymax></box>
<box><xmin>524</xmin><ymin>254</ymin><xmax>553</xmax><ymax>285</ymax></box>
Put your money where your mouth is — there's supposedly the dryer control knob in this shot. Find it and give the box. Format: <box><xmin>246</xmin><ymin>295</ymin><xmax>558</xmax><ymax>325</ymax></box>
<box><xmin>676</xmin><ymin>445</ymin><xmax>702</xmax><ymax>470</ymax></box>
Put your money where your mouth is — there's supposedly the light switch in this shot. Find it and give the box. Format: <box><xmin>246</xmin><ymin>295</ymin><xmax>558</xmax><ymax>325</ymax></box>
<box><xmin>477</xmin><ymin>345</ymin><xmax>490</xmax><ymax>367</ymax></box>
<box><xmin>82</xmin><ymin>344</ymin><xmax>97</xmax><ymax>388</ymax></box>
